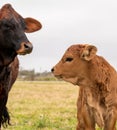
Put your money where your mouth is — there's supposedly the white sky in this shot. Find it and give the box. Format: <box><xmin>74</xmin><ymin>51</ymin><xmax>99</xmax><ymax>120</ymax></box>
<box><xmin>1</xmin><ymin>0</ymin><xmax>117</xmax><ymax>72</ymax></box>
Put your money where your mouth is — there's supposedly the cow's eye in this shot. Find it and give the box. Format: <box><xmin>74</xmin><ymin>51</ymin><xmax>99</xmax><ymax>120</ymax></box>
<box><xmin>6</xmin><ymin>24</ymin><xmax>14</xmax><ymax>30</ymax></box>
<box><xmin>65</xmin><ymin>57</ymin><xmax>73</xmax><ymax>62</ymax></box>
<box><xmin>5</xmin><ymin>25</ymin><xmax>11</xmax><ymax>30</ymax></box>
<box><xmin>4</xmin><ymin>23</ymin><xmax>14</xmax><ymax>30</ymax></box>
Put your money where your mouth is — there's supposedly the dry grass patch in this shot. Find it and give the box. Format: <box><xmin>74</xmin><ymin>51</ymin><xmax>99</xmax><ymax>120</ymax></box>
<box><xmin>2</xmin><ymin>81</ymin><xmax>102</xmax><ymax>130</ymax></box>
<box><xmin>3</xmin><ymin>81</ymin><xmax>77</xmax><ymax>130</ymax></box>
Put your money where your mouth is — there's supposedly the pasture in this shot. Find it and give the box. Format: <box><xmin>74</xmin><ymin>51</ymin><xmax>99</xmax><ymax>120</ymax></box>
<box><xmin>3</xmin><ymin>81</ymin><xmax>101</xmax><ymax>130</ymax></box>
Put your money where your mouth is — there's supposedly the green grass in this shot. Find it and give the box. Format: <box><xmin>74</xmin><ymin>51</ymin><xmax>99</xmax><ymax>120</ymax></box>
<box><xmin>2</xmin><ymin>81</ymin><xmax>102</xmax><ymax>130</ymax></box>
<box><xmin>3</xmin><ymin>81</ymin><xmax>77</xmax><ymax>130</ymax></box>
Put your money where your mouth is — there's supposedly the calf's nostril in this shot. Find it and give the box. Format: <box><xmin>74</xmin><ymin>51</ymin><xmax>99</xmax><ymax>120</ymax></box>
<box><xmin>51</xmin><ymin>68</ymin><xmax>54</xmax><ymax>72</ymax></box>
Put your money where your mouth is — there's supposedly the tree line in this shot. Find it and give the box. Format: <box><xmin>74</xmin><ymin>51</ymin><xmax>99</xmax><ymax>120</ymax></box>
<box><xmin>18</xmin><ymin>69</ymin><xmax>57</xmax><ymax>81</ymax></box>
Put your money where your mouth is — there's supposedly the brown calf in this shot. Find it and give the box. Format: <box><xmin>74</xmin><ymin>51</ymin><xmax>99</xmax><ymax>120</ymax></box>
<box><xmin>52</xmin><ymin>44</ymin><xmax>117</xmax><ymax>130</ymax></box>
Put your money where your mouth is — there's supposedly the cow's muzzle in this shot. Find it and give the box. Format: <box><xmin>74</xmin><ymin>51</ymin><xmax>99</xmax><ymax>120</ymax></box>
<box><xmin>16</xmin><ymin>42</ymin><xmax>33</xmax><ymax>55</ymax></box>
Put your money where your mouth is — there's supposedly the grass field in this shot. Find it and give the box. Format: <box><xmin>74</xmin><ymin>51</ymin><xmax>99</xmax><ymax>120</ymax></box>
<box><xmin>3</xmin><ymin>81</ymin><xmax>78</xmax><ymax>130</ymax></box>
<box><xmin>2</xmin><ymin>81</ymin><xmax>102</xmax><ymax>130</ymax></box>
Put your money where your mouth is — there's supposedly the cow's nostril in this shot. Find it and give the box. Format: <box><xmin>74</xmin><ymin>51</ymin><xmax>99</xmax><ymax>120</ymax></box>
<box><xmin>24</xmin><ymin>43</ymin><xmax>33</xmax><ymax>49</ymax></box>
<box><xmin>51</xmin><ymin>68</ymin><xmax>54</xmax><ymax>72</ymax></box>
<box><xmin>24</xmin><ymin>44</ymin><xmax>29</xmax><ymax>49</ymax></box>
<box><xmin>24</xmin><ymin>43</ymin><xmax>33</xmax><ymax>53</ymax></box>
<box><xmin>17</xmin><ymin>42</ymin><xmax>33</xmax><ymax>55</ymax></box>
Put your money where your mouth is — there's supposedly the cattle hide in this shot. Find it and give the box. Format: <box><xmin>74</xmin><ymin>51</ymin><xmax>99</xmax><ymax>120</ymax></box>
<box><xmin>0</xmin><ymin>3</ymin><xmax>42</xmax><ymax>129</ymax></box>
<box><xmin>52</xmin><ymin>44</ymin><xmax>117</xmax><ymax>130</ymax></box>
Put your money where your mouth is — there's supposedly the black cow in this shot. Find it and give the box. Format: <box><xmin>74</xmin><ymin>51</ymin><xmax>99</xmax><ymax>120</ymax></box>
<box><xmin>0</xmin><ymin>4</ymin><xmax>42</xmax><ymax>129</ymax></box>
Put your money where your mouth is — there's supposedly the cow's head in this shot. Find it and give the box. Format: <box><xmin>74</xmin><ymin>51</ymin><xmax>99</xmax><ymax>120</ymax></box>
<box><xmin>51</xmin><ymin>44</ymin><xmax>97</xmax><ymax>85</ymax></box>
<box><xmin>0</xmin><ymin>4</ymin><xmax>42</xmax><ymax>66</ymax></box>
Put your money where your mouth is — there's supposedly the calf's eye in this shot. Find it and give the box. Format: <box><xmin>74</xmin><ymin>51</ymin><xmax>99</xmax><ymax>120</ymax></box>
<box><xmin>65</xmin><ymin>57</ymin><xmax>73</xmax><ymax>62</ymax></box>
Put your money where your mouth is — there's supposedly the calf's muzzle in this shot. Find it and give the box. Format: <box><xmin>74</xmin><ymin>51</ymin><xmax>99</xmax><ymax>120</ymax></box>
<box><xmin>51</xmin><ymin>68</ymin><xmax>54</xmax><ymax>72</ymax></box>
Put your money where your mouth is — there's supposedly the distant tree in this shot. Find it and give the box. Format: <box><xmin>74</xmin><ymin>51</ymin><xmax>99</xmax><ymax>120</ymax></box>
<box><xmin>18</xmin><ymin>67</ymin><xmax>57</xmax><ymax>81</ymax></box>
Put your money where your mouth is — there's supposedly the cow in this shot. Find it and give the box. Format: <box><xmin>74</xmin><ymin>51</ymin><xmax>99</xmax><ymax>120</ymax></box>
<box><xmin>51</xmin><ymin>44</ymin><xmax>117</xmax><ymax>130</ymax></box>
<box><xmin>0</xmin><ymin>3</ymin><xmax>42</xmax><ymax>129</ymax></box>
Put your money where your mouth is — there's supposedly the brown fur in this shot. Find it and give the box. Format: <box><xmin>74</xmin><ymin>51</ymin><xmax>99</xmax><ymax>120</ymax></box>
<box><xmin>0</xmin><ymin>4</ymin><xmax>42</xmax><ymax>129</ymax></box>
<box><xmin>52</xmin><ymin>44</ymin><xmax>117</xmax><ymax>130</ymax></box>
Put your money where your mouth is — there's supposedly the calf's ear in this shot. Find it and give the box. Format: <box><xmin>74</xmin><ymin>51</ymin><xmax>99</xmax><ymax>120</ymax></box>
<box><xmin>81</xmin><ymin>45</ymin><xmax>97</xmax><ymax>61</ymax></box>
<box><xmin>24</xmin><ymin>17</ymin><xmax>42</xmax><ymax>33</ymax></box>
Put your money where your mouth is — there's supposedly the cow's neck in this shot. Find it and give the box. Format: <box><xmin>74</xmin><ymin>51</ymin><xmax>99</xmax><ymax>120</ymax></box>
<box><xmin>0</xmin><ymin>65</ymin><xmax>11</xmax><ymax>97</ymax></box>
<box><xmin>0</xmin><ymin>65</ymin><xmax>10</xmax><ymax>80</ymax></box>
<box><xmin>0</xmin><ymin>48</ymin><xmax>16</xmax><ymax>66</ymax></box>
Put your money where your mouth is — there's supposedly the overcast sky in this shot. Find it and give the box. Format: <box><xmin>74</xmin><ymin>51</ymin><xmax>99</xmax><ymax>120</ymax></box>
<box><xmin>1</xmin><ymin>0</ymin><xmax>117</xmax><ymax>72</ymax></box>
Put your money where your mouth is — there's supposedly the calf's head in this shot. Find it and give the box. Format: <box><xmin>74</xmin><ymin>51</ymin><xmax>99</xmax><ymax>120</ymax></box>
<box><xmin>0</xmin><ymin>4</ymin><xmax>42</xmax><ymax>66</ymax></box>
<box><xmin>51</xmin><ymin>44</ymin><xmax>97</xmax><ymax>85</ymax></box>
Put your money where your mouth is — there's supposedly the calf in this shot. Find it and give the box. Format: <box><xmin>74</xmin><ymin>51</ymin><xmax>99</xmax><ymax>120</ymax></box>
<box><xmin>0</xmin><ymin>3</ymin><xmax>42</xmax><ymax>129</ymax></box>
<box><xmin>52</xmin><ymin>44</ymin><xmax>117</xmax><ymax>130</ymax></box>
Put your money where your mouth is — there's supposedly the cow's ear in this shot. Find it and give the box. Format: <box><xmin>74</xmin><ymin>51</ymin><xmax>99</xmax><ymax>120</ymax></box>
<box><xmin>24</xmin><ymin>18</ymin><xmax>42</xmax><ymax>33</ymax></box>
<box><xmin>81</xmin><ymin>45</ymin><xmax>97</xmax><ymax>61</ymax></box>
